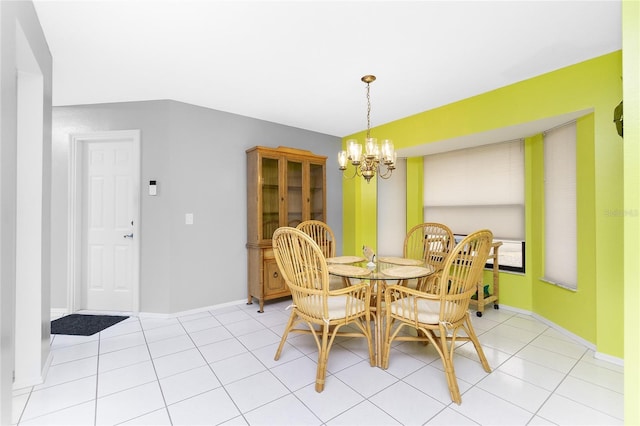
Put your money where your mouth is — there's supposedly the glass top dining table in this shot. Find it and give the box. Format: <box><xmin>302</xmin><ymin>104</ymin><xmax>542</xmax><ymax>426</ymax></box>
<box><xmin>325</xmin><ymin>255</ymin><xmax>435</xmax><ymax>366</ymax></box>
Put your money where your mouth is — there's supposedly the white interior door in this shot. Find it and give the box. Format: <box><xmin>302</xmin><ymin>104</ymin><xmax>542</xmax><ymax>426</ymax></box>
<box><xmin>81</xmin><ymin>138</ymin><xmax>138</xmax><ymax>311</ymax></box>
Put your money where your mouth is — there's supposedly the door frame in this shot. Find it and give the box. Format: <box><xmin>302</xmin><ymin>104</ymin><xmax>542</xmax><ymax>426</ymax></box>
<box><xmin>67</xmin><ymin>129</ymin><xmax>141</xmax><ymax>314</ymax></box>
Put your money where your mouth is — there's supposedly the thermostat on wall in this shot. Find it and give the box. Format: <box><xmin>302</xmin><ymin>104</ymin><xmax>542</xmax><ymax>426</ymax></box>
<box><xmin>149</xmin><ymin>180</ymin><xmax>157</xmax><ymax>196</ymax></box>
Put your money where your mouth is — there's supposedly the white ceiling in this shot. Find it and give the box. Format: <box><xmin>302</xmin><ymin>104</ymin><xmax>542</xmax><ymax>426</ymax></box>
<box><xmin>33</xmin><ymin>1</ymin><xmax>621</xmax><ymax>138</ymax></box>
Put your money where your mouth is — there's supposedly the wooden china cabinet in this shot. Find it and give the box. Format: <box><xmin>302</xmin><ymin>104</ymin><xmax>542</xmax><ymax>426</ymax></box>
<box><xmin>246</xmin><ymin>146</ymin><xmax>326</xmax><ymax>312</ymax></box>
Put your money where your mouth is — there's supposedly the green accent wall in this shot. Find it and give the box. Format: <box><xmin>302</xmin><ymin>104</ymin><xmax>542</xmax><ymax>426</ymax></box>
<box><xmin>341</xmin><ymin>149</ymin><xmax>379</xmax><ymax>255</ymax></box>
<box><xmin>405</xmin><ymin>157</ymin><xmax>423</xmax><ymax>232</ymax></box>
<box><xmin>342</xmin><ymin>52</ymin><xmax>623</xmax><ymax>359</ymax></box>
<box><xmin>623</xmin><ymin>1</ymin><xmax>639</xmax><ymax>424</ymax></box>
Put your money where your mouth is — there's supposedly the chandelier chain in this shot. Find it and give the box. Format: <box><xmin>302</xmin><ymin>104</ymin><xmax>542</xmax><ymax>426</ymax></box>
<box><xmin>366</xmin><ymin>82</ymin><xmax>371</xmax><ymax>139</ymax></box>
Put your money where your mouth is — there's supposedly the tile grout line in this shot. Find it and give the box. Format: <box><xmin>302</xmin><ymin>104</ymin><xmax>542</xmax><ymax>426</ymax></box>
<box><xmin>13</xmin><ymin>383</ymin><xmax>34</xmax><ymax>425</ymax></box>
<box><xmin>473</xmin><ymin>319</ymin><xmax>552</xmax><ymax>424</ymax></box>
<box><xmin>220</xmin><ymin>305</ymin><xmax>358</xmax><ymax>424</ymax></box>
<box><xmin>553</xmin><ymin>360</ymin><xmax>625</xmax><ymax>421</ymax></box>
<box><xmin>94</xmin><ymin>334</ymin><xmax>101</xmax><ymax>426</ymax></box>
<box><xmin>482</xmin><ymin>314</ymin><xmax>621</xmax><ymax>423</ymax></box>
<box><xmin>138</xmin><ymin>316</ymin><xmax>174</xmax><ymax>425</ymax></box>
<box><xmin>180</xmin><ymin>308</ymin><xmax>250</xmax><ymax>424</ymax></box>
<box><xmin>211</xmin><ymin>306</ymin><xmax>327</xmax><ymax>423</ymax></box>
<box><xmin>15</xmin><ymin>333</ymin><xmax>100</xmax><ymax>425</ymax></box>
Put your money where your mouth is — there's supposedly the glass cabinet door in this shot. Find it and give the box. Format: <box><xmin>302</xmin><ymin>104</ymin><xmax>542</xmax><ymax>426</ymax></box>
<box><xmin>309</xmin><ymin>162</ymin><xmax>325</xmax><ymax>222</ymax></box>
<box><xmin>286</xmin><ymin>159</ymin><xmax>303</xmax><ymax>228</ymax></box>
<box><xmin>261</xmin><ymin>157</ymin><xmax>279</xmax><ymax>240</ymax></box>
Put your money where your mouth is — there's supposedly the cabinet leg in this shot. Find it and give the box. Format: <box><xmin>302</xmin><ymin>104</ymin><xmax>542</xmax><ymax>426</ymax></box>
<box><xmin>258</xmin><ymin>299</ymin><xmax>264</xmax><ymax>313</ymax></box>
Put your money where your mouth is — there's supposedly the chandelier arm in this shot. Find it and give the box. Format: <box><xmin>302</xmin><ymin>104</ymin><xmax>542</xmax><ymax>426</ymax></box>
<box><xmin>341</xmin><ymin>164</ymin><xmax>362</xmax><ymax>180</ymax></box>
<box><xmin>378</xmin><ymin>165</ymin><xmax>394</xmax><ymax>179</ymax></box>
<box><xmin>342</xmin><ymin>169</ymin><xmax>358</xmax><ymax>180</ymax></box>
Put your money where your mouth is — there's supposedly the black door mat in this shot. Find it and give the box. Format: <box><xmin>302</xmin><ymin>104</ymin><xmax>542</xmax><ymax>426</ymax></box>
<box><xmin>51</xmin><ymin>314</ymin><xmax>129</xmax><ymax>336</ymax></box>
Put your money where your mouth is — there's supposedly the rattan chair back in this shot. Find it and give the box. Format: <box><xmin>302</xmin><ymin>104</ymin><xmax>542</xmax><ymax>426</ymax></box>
<box><xmin>403</xmin><ymin>223</ymin><xmax>455</xmax><ymax>271</ymax></box>
<box><xmin>438</xmin><ymin>229</ymin><xmax>493</xmax><ymax>323</ymax></box>
<box><xmin>296</xmin><ymin>220</ymin><xmax>336</xmax><ymax>258</ymax></box>
<box><xmin>272</xmin><ymin>226</ymin><xmax>330</xmax><ymax>316</ymax></box>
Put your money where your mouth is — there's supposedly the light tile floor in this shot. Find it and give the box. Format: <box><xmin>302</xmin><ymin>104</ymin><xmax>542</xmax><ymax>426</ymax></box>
<box><xmin>12</xmin><ymin>301</ymin><xmax>624</xmax><ymax>425</ymax></box>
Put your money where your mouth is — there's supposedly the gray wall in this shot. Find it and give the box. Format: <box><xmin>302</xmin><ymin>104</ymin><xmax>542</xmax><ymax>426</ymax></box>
<box><xmin>0</xmin><ymin>1</ymin><xmax>52</xmax><ymax>423</ymax></box>
<box><xmin>51</xmin><ymin>100</ymin><xmax>343</xmax><ymax>314</ymax></box>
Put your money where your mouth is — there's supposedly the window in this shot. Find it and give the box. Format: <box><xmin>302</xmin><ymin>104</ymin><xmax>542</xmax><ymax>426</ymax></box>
<box><xmin>453</xmin><ymin>235</ymin><xmax>525</xmax><ymax>272</ymax></box>
<box><xmin>424</xmin><ymin>140</ymin><xmax>525</xmax><ymax>272</ymax></box>
<box><xmin>486</xmin><ymin>239</ymin><xmax>525</xmax><ymax>272</ymax></box>
<box><xmin>544</xmin><ymin>122</ymin><xmax>577</xmax><ymax>289</ymax></box>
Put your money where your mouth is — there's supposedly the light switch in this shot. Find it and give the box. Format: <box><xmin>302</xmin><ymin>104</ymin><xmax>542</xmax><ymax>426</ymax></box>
<box><xmin>149</xmin><ymin>180</ymin><xmax>157</xmax><ymax>196</ymax></box>
<box><xmin>185</xmin><ymin>213</ymin><xmax>194</xmax><ymax>225</ymax></box>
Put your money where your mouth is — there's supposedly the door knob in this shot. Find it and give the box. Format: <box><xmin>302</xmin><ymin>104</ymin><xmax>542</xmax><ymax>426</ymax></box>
<box><xmin>124</xmin><ymin>233</ymin><xmax>134</xmax><ymax>239</ymax></box>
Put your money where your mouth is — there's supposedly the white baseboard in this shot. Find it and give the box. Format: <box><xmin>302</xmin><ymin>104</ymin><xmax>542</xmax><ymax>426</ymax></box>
<box><xmin>41</xmin><ymin>350</ymin><xmax>53</xmax><ymax>385</ymax></box>
<box><xmin>65</xmin><ymin>299</ymin><xmax>247</xmax><ymax>319</ymax></box>
<box><xmin>491</xmin><ymin>304</ymin><xmax>530</xmax><ymax>316</ymax></box>
<box><xmin>594</xmin><ymin>351</ymin><xmax>624</xmax><ymax>367</ymax></box>
<box><xmin>50</xmin><ymin>308</ymin><xmax>68</xmax><ymax>320</ymax></box>
<box><xmin>62</xmin><ymin>299</ymin><xmax>249</xmax><ymax>320</ymax></box>
<box><xmin>497</xmin><ymin>304</ymin><xmax>623</xmax><ymax>366</ymax></box>
<box><xmin>530</xmin><ymin>312</ymin><xmax>597</xmax><ymax>350</ymax></box>
<box><xmin>12</xmin><ymin>352</ymin><xmax>52</xmax><ymax>391</ymax></box>
<box><xmin>138</xmin><ymin>299</ymin><xmax>247</xmax><ymax>319</ymax></box>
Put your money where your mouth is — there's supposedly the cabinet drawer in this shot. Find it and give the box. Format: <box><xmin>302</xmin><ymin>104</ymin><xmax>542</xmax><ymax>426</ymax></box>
<box><xmin>264</xmin><ymin>260</ymin><xmax>287</xmax><ymax>295</ymax></box>
<box><xmin>263</xmin><ymin>247</ymin><xmax>275</xmax><ymax>260</ymax></box>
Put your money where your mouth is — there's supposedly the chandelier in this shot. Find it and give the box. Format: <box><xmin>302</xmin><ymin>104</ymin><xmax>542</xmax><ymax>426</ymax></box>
<box><xmin>338</xmin><ymin>75</ymin><xmax>396</xmax><ymax>183</ymax></box>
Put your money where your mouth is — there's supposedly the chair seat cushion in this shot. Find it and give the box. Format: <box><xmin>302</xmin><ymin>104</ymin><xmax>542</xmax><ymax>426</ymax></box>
<box><xmin>389</xmin><ymin>296</ymin><xmax>443</xmax><ymax>324</ymax></box>
<box><xmin>299</xmin><ymin>295</ymin><xmax>366</xmax><ymax>320</ymax></box>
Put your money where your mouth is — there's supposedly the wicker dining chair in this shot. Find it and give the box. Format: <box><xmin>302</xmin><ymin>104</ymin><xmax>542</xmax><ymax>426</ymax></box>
<box><xmin>297</xmin><ymin>220</ymin><xmax>349</xmax><ymax>290</ymax></box>
<box><xmin>382</xmin><ymin>229</ymin><xmax>494</xmax><ymax>404</ymax></box>
<box><xmin>403</xmin><ymin>222</ymin><xmax>455</xmax><ymax>292</ymax></box>
<box><xmin>272</xmin><ymin>227</ymin><xmax>375</xmax><ymax>392</ymax></box>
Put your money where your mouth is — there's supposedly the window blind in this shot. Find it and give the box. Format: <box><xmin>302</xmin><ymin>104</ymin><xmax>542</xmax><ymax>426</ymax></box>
<box><xmin>423</xmin><ymin>139</ymin><xmax>525</xmax><ymax>240</ymax></box>
<box><xmin>544</xmin><ymin>122</ymin><xmax>577</xmax><ymax>289</ymax></box>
